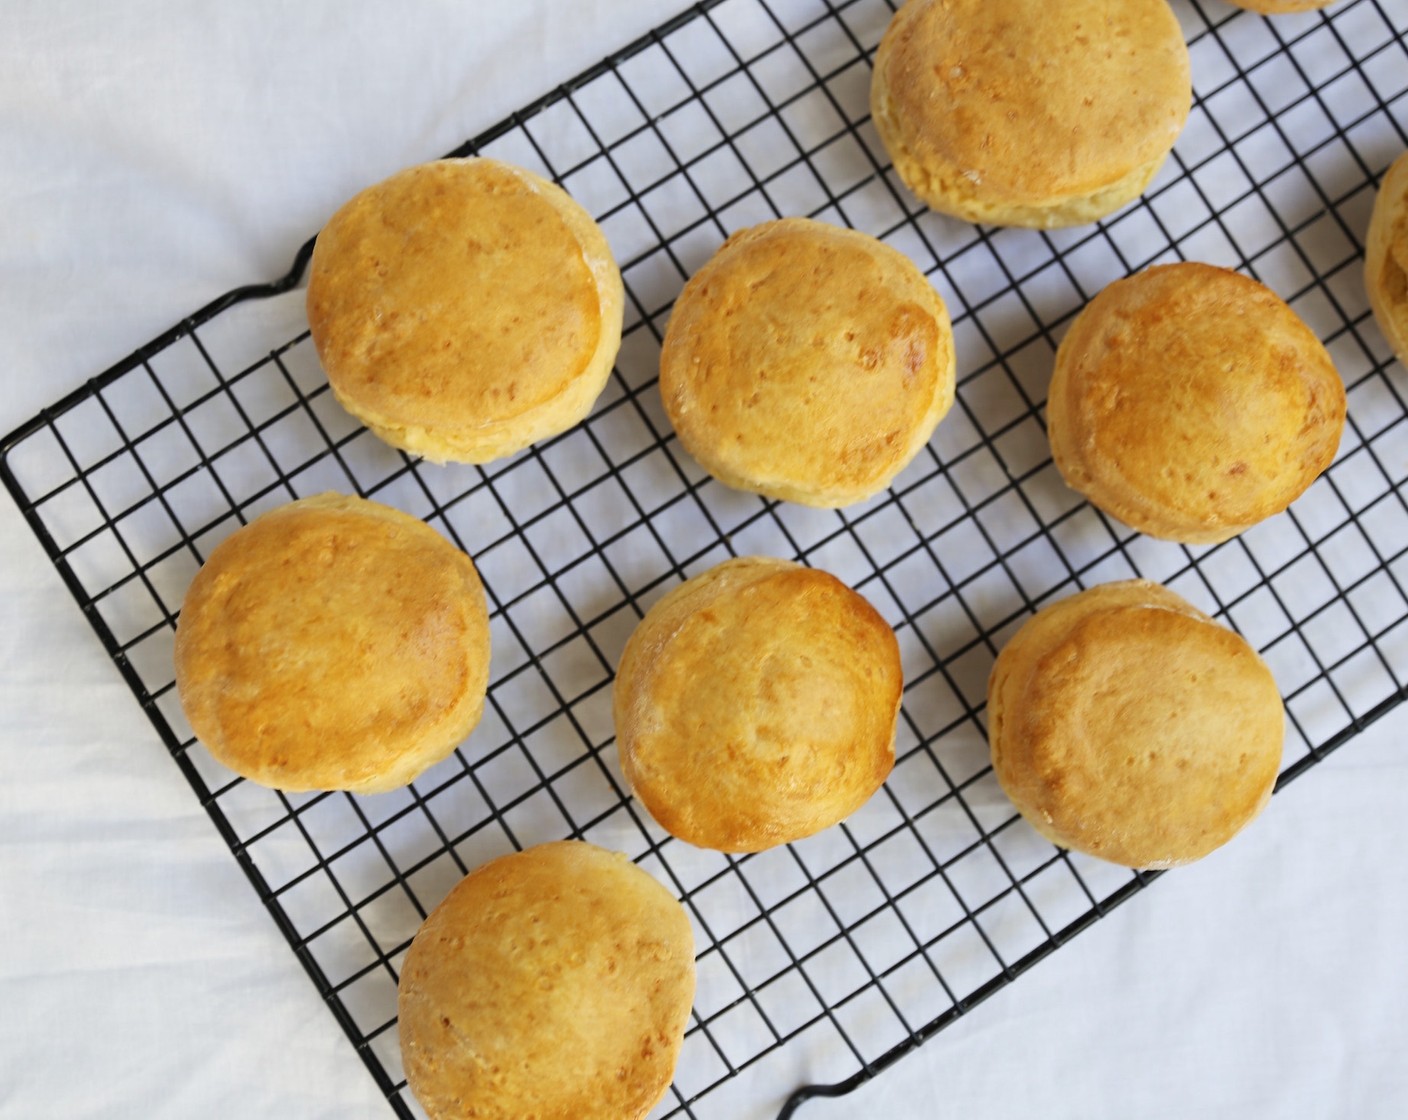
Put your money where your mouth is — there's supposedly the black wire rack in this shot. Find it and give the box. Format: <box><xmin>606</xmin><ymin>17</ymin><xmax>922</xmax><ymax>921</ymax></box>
<box><xmin>4</xmin><ymin>0</ymin><xmax>1407</xmax><ymax>1116</ymax></box>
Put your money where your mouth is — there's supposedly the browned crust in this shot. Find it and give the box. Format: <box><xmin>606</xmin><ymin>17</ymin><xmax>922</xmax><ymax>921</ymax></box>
<box><xmin>1365</xmin><ymin>150</ymin><xmax>1408</xmax><ymax>366</ymax></box>
<box><xmin>1047</xmin><ymin>262</ymin><xmax>1347</xmax><ymax>544</ymax></box>
<box><xmin>613</xmin><ymin>556</ymin><xmax>902</xmax><ymax>852</ymax></box>
<box><xmin>307</xmin><ymin>158</ymin><xmax>624</xmax><ymax>464</ymax></box>
<box><xmin>659</xmin><ymin>217</ymin><xmax>955</xmax><ymax>507</ymax></box>
<box><xmin>987</xmin><ymin>580</ymin><xmax>1284</xmax><ymax>869</ymax></box>
<box><xmin>869</xmin><ymin>0</ymin><xmax>1191</xmax><ymax>227</ymax></box>
<box><xmin>398</xmin><ymin>841</ymin><xmax>696</xmax><ymax>1120</ymax></box>
<box><xmin>173</xmin><ymin>493</ymin><xmax>490</xmax><ymax>792</ymax></box>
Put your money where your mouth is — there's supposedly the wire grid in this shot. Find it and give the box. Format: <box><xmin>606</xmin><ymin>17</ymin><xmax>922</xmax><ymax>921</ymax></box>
<box><xmin>3</xmin><ymin>0</ymin><xmax>1407</xmax><ymax>1116</ymax></box>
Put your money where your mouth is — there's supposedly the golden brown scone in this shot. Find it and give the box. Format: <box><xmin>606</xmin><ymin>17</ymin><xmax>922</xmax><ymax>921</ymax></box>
<box><xmin>614</xmin><ymin>557</ymin><xmax>901</xmax><ymax>852</ymax></box>
<box><xmin>870</xmin><ymin>0</ymin><xmax>1192</xmax><ymax>228</ymax></box>
<box><xmin>306</xmin><ymin>158</ymin><xmax>624</xmax><ymax>464</ymax></box>
<box><xmin>659</xmin><ymin>218</ymin><xmax>955</xmax><ymax>508</ymax></box>
<box><xmin>1225</xmin><ymin>0</ymin><xmax>1336</xmax><ymax>13</ymax></box>
<box><xmin>1366</xmin><ymin>150</ymin><xmax>1408</xmax><ymax>366</ymax></box>
<box><xmin>1048</xmin><ymin>262</ymin><xmax>1346</xmax><ymax>544</ymax></box>
<box><xmin>987</xmin><ymin>580</ymin><xmax>1284</xmax><ymax>869</ymax></box>
<box><xmin>174</xmin><ymin>493</ymin><xmax>489</xmax><ymax>793</ymax></box>
<box><xmin>398</xmin><ymin>841</ymin><xmax>695</xmax><ymax>1120</ymax></box>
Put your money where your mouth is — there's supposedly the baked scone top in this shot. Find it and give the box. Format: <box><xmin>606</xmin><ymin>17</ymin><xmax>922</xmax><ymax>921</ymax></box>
<box><xmin>871</xmin><ymin>0</ymin><xmax>1191</xmax><ymax>218</ymax></box>
<box><xmin>614</xmin><ymin>556</ymin><xmax>901</xmax><ymax>852</ymax></box>
<box><xmin>174</xmin><ymin>493</ymin><xmax>489</xmax><ymax>792</ymax></box>
<box><xmin>398</xmin><ymin>841</ymin><xmax>695</xmax><ymax>1120</ymax></box>
<box><xmin>660</xmin><ymin>217</ymin><xmax>954</xmax><ymax>507</ymax></box>
<box><xmin>307</xmin><ymin>158</ymin><xmax>622</xmax><ymax>462</ymax></box>
<box><xmin>1048</xmin><ymin>261</ymin><xmax>1345</xmax><ymax>543</ymax></box>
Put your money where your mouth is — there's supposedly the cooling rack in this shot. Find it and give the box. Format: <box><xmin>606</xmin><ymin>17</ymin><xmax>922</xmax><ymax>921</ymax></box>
<box><xmin>3</xmin><ymin>0</ymin><xmax>1406</xmax><ymax>1116</ymax></box>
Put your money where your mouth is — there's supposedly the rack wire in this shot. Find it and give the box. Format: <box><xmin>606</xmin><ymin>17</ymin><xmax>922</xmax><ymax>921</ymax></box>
<box><xmin>3</xmin><ymin>0</ymin><xmax>1406</xmax><ymax>1116</ymax></box>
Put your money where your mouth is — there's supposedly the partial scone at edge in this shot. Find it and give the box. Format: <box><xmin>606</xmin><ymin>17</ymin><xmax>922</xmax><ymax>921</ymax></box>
<box><xmin>398</xmin><ymin>841</ymin><xmax>695</xmax><ymax>1120</ymax></box>
<box><xmin>1366</xmin><ymin>150</ymin><xmax>1408</xmax><ymax>366</ymax></box>
<box><xmin>307</xmin><ymin>158</ymin><xmax>624</xmax><ymax>464</ymax></box>
<box><xmin>174</xmin><ymin>492</ymin><xmax>490</xmax><ymax>793</ymax></box>
<box><xmin>987</xmin><ymin>580</ymin><xmax>1284</xmax><ymax>869</ymax></box>
<box><xmin>614</xmin><ymin>556</ymin><xmax>902</xmax><ymax>852</ymax></box>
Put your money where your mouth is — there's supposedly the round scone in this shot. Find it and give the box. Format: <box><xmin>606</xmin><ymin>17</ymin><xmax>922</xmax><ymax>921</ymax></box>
<box><xmin>1048</xmin><ymin>262</ymin><xmax>1346</xmax><ymax>544</ymax></box>
<box><xmin>660</xmin><ymin>218</ymin><xmax>955</xmax><ymax>508</ymax></box>
<box><xmin>174</xmin><ymin>493</ymin><xmax>490</xmax><ymax>793</ymax></box>
<box><xmin>1366</xmin><ymin>150</ymin><xmax>1408</xmax><ymax>366</ymax></box>
<box><xmin>870</xmin><ymin>0</ymin><xmax>1192</xmax><ymax>228</ymax></box>
<box><xmin>398</xmin><ymin>841</ymin><xmax>695</xmax><ymax>1120</ymax></box>
<box><xmin>614</xmin><ymin>556</ymin><xmax>902</xmax><ymax>852</ymax></box>
<box><xmin>987</xmin><ymin>581</ymin><xmax>1284</xmax><ymax>869</ymax></box>
<box><xmin>306</xmin><ymin>158</ymin><xmax>624</xmax><ymax>464</ymax></box>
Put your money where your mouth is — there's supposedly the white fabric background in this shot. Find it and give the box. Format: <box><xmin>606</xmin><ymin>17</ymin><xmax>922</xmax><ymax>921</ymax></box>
<box><xmin>1</xmin><ymin>2</ymin><xmax>1406</xmax><ymax>1118</ymax></box>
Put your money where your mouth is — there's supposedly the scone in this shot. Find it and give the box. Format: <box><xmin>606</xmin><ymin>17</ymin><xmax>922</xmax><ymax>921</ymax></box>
<box><xmin>306</xmin><ymin>158</ymin><xmax>624</xmax><ymax>464</ymax></box>
<box><xmin>398</xmin><ymin>841</ymin><xmax>695</xmax><ymax>1120</ymax></box>
<box><xmin>870</xmin><ymin>0</ymin><xmax>1191</xmax><ymax>228</ymax></box>
<box><xmin>987</xmin><ymin>580</ymin><xmax>1284</xmax><ymax>869</ymax></box>
<box><xmin>659</xmin><ymin>218</ymin><xmax>955</xmax><ymax>507</ymax></box>
<box><xmin>174</xmin><ymin>493</ymin><xmax>490</xmax><ymax>793</ymax></box>
<box><xmin>1366</xmin><ymin>150</ymin><xmax>1408</xmax><ymax>366</ymax></box>
<box><xmin>613</xmin><ymin>556</ymin><xmax>901</xmax><ymax>852</ymax></box>
<box><xmin>1047</xmin><ymin>262</ymin><xmax>1346</xmax><ymax>544</ymax></box>
<box><xmin>1225</xmin><ymin>1</ymin><xmax>1336</xmax><ymax>13</ymax></box>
